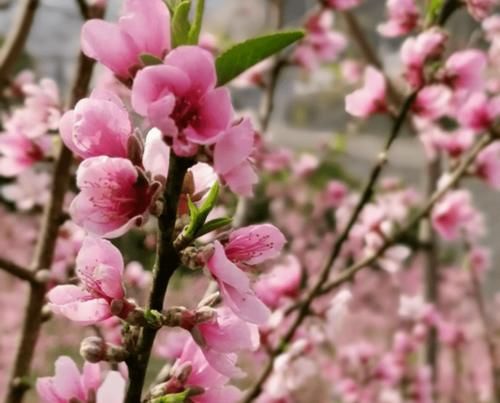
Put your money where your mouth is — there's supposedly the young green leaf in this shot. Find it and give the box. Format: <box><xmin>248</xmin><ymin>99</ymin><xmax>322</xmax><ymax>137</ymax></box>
<box><xmin>426</xmin><ymin>0</ymin><xmax>445</xmax><ymax>24</ymax></box>
<box><xmin>215</xmin><ymin>30</ymin><xmax>304</xmax><ymax>86</ymax></box>
<box><xmin>196</xmin><ymin>217</ymin><xmax>233</xmax><ymax>238</ymax></box>
<box><xmin>171</xmin><ymin>0</ymin><xmax>192</xmax><ymax>48</ymax></box>
<box><xmin>139</xmin><ymin>53</ymin><xmax>164</xmax><ymax>66</ymax></box>
<box><xmin>187</xmin><ymin>0</ymin><xmax>205</xmax><ymax>45</ymax></box>
<box><xmin>152</xmin><ymin>389</ymin><xmax>191</xmax><ymax>403</ymax></box>
<box><xmin>182</xmin><ymin>182</ymin><xmax>220</xmax><ymax>241</ymax></box>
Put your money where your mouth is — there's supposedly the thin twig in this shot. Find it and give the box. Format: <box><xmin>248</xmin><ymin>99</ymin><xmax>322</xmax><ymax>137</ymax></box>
<box><xmin>0</xmin><ymin>0</ymin><xmax>39</xmax><ymax>89</ymax></box>
<box><xmin>0</xmin><ymin>257</ymin><xmax>36</xmax><ymax>283</ymax></box>
<box><xmin>5</xmin><ymin>6</ymin><xmax>104</xmax><ymax>401</ymax></box>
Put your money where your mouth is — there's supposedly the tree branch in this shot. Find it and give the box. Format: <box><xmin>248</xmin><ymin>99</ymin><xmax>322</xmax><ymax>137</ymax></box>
<box><xmin>125</xmin><ymin>154</ymin><xmax>194</xmax><ymax>403</ymax></box>
<box><xmin>422</xmin><ymin>157</ymin><xmax>441</xmax><ymax>387</ymax></box>
<box><xmin>0</xmin><ymin>257</ymin><xmax>35</xmax><ymax>283</ymax></box>
<box><xmin>0</xmin><ymin>0</ymin><xmax>39</xmax><ymax>89</ymax></box>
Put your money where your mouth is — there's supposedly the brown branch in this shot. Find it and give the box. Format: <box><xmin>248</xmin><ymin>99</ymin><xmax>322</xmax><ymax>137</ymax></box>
<box><xmin>422</xmin><ymin>157</ymin><xmax>441</xmax><ymax>387</ymax></box>
<box><xmin>125</xmin><ymin>154</ymin><xmax>194</xmax><ymax>403</ymax></box>
<box><xmin>0</xmin><ymin>257</ymin><xmax>35</xmax><ymax>283</ymax></box>
<box><xmin>76</xmin><ymin>0</ymin><xmax>90</xmax><ymax>20</ymax></box>
<box><xmin>0</xmin><ymin>0</ymin><xmax>39</xmax><ymax>89</ymax></box>
<box><xmin>259</xmin><ymin>0</ymin><xmax>286</xmax><ymax>133</ymax></box>
<box><xmin>5</xmin><ymin>8</ymin><xmax>104</xmax><ymax>402</ymax></box>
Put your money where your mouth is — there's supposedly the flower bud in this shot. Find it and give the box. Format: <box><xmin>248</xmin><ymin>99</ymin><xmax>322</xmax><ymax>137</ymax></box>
<box><xmin>171</xmin><ymin>361</ymin><xmax>192</xmax><ymax>384</ymax></box>
<box><xmin>194</xmin><ymin>306</ymin><xmax>216</xmax><ymax>324</ymax></box>
<box><xmin>80</xmin><ymin>336</ymin><xmax>106</xmax><ymax>363</ymax></box>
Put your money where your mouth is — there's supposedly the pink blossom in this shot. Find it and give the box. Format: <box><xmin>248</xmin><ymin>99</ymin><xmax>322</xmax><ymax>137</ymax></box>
<box><xmin>469</xmin><ymin>246</ymin><xmax>491</xmax><ymax>275</ymax></box>
<box><xmin>199</xmin><ymin>32</ymin><xmax>219</xmax><ymax>55</ymax></box>
<box><xmin>412</xmin><ymin>85</ymin><xmax>452</xmax><ymax>120</ymax></box>
<box><xmin>345</xmin><ymin>66</ymin><xmax>387</xmax><ymax>118</ymax></box>
<box><xmin>431</xmin><ymin>190</ymin><xmax>485</xmax><ymax>241</ymax></box>
<box><xmin>36</xmin><ymin>356</ymin><xmax>126</xmax><ymax>403</ymax></box>
<box><xmin>293</xmin><ymin>11</ymin><xmax>346</xmax><ymax>71</ymax></box>
<box><xmin>0</xmin><ymin>132</ymin><xmax>50</xmax><ymax>177</ymax></box>
<box><xmin>340</xmin><ymin>59</ymin><xmax>364</xmax><ymax>84</ymax></box>
<box><xmin>293</xmin><ymin>153</ymin><xmax>320</xmax><ymax>177</ymax></box>
<box><xmin>48</xmin><ymin>237</ymin><xmax>130</xmax><ymax>324</ymax></box>
<box><xmin>124</xmin><ymin>261</ymin><xmax>152</xmax><ymax>290</ymax></box>
<box><xmin>443</xmin><ymin>49</ymin><xmax>487</xmax><ymax>92</ymax></box>
<box><xmin>475</xmin><ymin>142</ymin><xmax>500</xmax><ymax>189</ymax></box>
<box><xmin>4</xmin><ymin>78</ymin><xmax>61</xmax><ymax>139</ymax></box>
<box><xmin>155</xmin><ymin>329</ymin><xmax>192</xmax><ymax>360</ymax></box>
<box><xmin>466</xmin><ymin>0</ymin><xmax>498</xmax><ymax>21</ymax></box>
<box><xmin>482</xmin><ymin>15</ymin><xmax>500</xmax><ymax>40</ymax></box>
<box><xmin>207</xmin><ymin>241</ymin><xmax>271</xmax><ymax>324</ymax></box>
<box><xmin>1</xmin><ymin>169</ymin><xmax>50</xmax><ymax>210</ymax></box>
<box><xmin>171</xmin><ymin>339</ymin><xmax>242</xmax><ymax>402</ymax></box>
<box><xmin>195</xmin><ymin>307</ymin><xmax>259</xmax><ymax>377</ymax></box>
<box><xmin>213</xmin><ymin>118</ymin><xmax>258</xmax><ymax>196</ymax></box>
<box><xmin>401</xmin><ymin>29</ymin><xmax>447</xmax><ymax>88</ymax></box>
<box><xmin>457</xmin><ymin>92</ymin><xmax>500</xmax><ymax>131</ymax></box>
<box><xmin>326</xmin><ymin>289</ymin><xmax>353</xmax><ymax>341</ymax></box>
<box><xmin>231</xmin><ymin>59</ymin><xmax>273</xmax><ymax>88</ymax></box>
<box><xmin>142</xmin><ymin>127</ymin><xmax>171</xmax><ymax>180</ymax></box>
<box><xmin>435</xmin><ymin>128</ymin><xmax>475</xmax><ymax>158</ymax></box>
<box><xmin>255</xmin><ymin>255</ymin><xmax>302</xmax><ymax>308</ymax></box>
<box><xmin>224</xmin><ymin>224</ymin><xmax>286</xmax><ymax>267</ymax></box>
<box><xmin>81</xmin><ymin>0</ymin><xmax>171</xmax><ymax>79</ymax></box>
<box><xmin>325</xmin><ymin>0</ymin><xmax>362</xmax><ymax>10</ymax></box>
<box><xmin>377</xmin><ymin>0</ymin><xmax>420</xmax><ymax>38</ymax></box>
<box><xmin>132</xmin><ymin>46</ymin><xmax>232</xmax><ymax>156</ymax></box>
<box><xmin>59</xmin><ymin>90</ymin><xmax>132</xmax><ymax>159</ymax></box>
<box><xmin>293</xmin><ymin>32</ymin><xmax>347</xmax><ymax>71</ymax></box>
<box><xmin>324</xmin><ymin>180</ymin><xmax>348</xmax><ymax>208</ymax></box>
<box><xmin>70</xmin><ymin>157</ymin><xmax>160</xmax><ymax>238</ymax></box>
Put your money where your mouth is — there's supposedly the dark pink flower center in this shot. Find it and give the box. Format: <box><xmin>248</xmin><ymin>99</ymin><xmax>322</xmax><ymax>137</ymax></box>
<box><xmin>172</xmin><ymin>97</ymin><xmax>200</xmax><ymax>131</ymax></box>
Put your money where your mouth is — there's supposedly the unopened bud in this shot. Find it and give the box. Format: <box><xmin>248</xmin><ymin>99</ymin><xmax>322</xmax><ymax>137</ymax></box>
<box><xmin>110</xmin><ymin>299</ymin><xmax>125</xmax><ymax>316</ymax></box>
<box><xmin>197</xmin><ymin>291</ymin><xmax>220</xmax><ymax>308</ymax></box>
<box><xmin>80</xmin><ymin>336</ymin><xmax>106</xmax><ymax>363</ymax></box>
<box><xmin>35</xmin><ymin>269</ymin><xmax>51</xmax><ymax>284</ymax></box>
<box><xmin>41</xmin><ymin>304</ymin><xmax>53</xmax><ymax>322</ymax></box>
<box><xmin>171</xmin><ymin>362</ymin><xmax>192</xmax><ymax>384</ymax></box>
<box><xmin>194</xmin><ymin>306</ymin><xmax>216</xmax><ymax>324</ymax></box>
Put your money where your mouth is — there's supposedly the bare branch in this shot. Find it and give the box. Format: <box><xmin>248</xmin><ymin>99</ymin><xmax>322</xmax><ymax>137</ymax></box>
<box><xmin>0</xmin><ymin>257</ymin><xmax>35</xmax><ymax>283</ymax></box>
<box><xmin>0</xmin><ymin>0</ymin><xmax>39</xmax><ymax>89</ymax></box>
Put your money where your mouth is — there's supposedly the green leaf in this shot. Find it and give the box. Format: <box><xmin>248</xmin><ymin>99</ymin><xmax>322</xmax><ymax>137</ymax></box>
<box><xmin>187</xmin><ymin>0</ymin><xmax>205</xmax><ymax>45</ymax></box>
<box><xmin>164</xmin><ymin>0</ymin><xmax>178</xmax><ymax>14</ymax></box>
<box><xmin>426</xmin><ymin>0</ymin><xmax>445</xmax><ymax>24</ymax></box>
<box><xmin>215</xmin><ymin>30</ymin><xmax>304</xmax><ymax>86</ymax></box>
<box><xmin>183</xmin><ymin>182</ymin><xmax>220</xmax><ymax>240</ymax></box>
<box><xmin>198</xmin><ymin>181</ymin><xmax>219</xmax><ymax>218</ymax></box>
<box><xmin>171</xmin><ymin>1</ymin><xmax>192</xmax><ymax>48</ymax></box>
<box><xmin>196</xmin><ymin>217</ymin><xmax>233</xmax><ymax>238</ymax></box>
<box><xmin>152</xmin><ymin>390</ymin><xmax>190</xmax><ymax>403</ymax></box>
<box><xmin>187</xmin><ymin>195</ymin><xmax>199</xmax><ymax>219</ymax></box>
<box><xmin>139</xmin><ymin>53</ymin><xmax>164</xmax><ymax>66</ymax></box>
